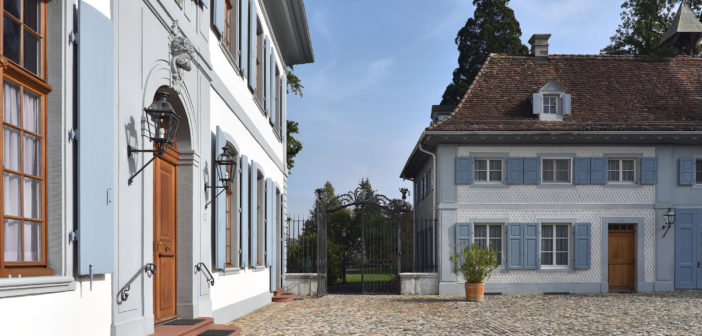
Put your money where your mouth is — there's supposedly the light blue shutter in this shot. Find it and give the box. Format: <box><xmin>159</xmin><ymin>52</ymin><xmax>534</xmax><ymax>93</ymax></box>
<box><xmin>270</xmin><ymin>183</ymin><xmax>278</xmax><ymax>291</ymax></box>
<box><xmin>523</xmin><ymin>223</ymin><xmax>540</xmax><ymax>270</ymax></box>
<box><xmin>282</xmin><ymin>75</ymin><xmax>287</xmax><ymax>144</ymax></box>
<box><xmin>562</xmin><ymin>93</ymin><xmax>572</xmax><ymax>115</ymax></box>
<box><xmin>507</xmin><ymin>223</ymin><xmax>523</xmax><ymax>269</ymax></box>
<box><xmin>240</xmin><ymin>0</ymin><xmax>249</xmax><ymax>77</ymax></box>
<box><xmin>679</xmin><ymin>157</ymin><xmax>694</xmax><ymax>185</ymax></box>
<box><xmin>248</xmin><ymin>0</ymin><xmax>257</xmax><ymax>90</ymax></box>
<box><xmin>507</xmin><ymin>157</ymin><xmax>524</xmax><ymax>184</ymax></box>
<box><xmin>250</xmin><ymin>160</ymin><xmax>258</xmax><ymax>266</ymax></box>
<box><xmin>532</xmin><ymin>93</ymin><xmax>543</xmax><ymax>114</ymax></box>
<box><xmin>77</xmin><ymin>1</ymin><xmax>115</xmax><ymax>275</ymax></box>
<box><xmin>574</xmin><ymin>157</ymin><xmax>591</xmax><ymax>184</ymax></box>
<box><xmin>212</xmin><ymin>0</ymin><xmax>225</xmax><ymax>37</ymax></box>
<box><xmin>270</xmin><ymin>56</ymin><xmax>277</xmax><ymax>126</ymax></box>
<box><xmin>590</xmin><ymin>157</ymin><xmax>606</xmax><ymax>184</ymax></box>
<box><xmin>640</xmin><ymin>157</ymin><xmax>657</xmax><ymax>185</ymax></box>
<box><xmin>214</xmin><ymin>127</ymin><xmax>227</xmax><ymax>269</ymax></box>
<box><xmin>240</xmin><ymin>155</ymin><xmax>249</xmax><ymax>268</ymax></box>
<box><xmin>455</xmin><ymin>157</ymin><xmax>473</xmax><ymax>184</ymax></box>
<box><xmin>573</xmin><ymin>223</ymin><xmax>591</xmax><ymax>270</ymax></box>
<box><xmin>455</xmin><ymin>223</ymin><xmax>473</xmax><ymax>255</ymax></box>
<box><xmin>674</xmin><ymin>210</ymin><xmax>697</xmax><ymax>288</ymax></box>
<box><xmin>265</xmin><ymin>178</ymin><xmax>273</xmax><ymax>267</ymax></box>
<box><xmin>523</xmin><ymin>158</ymin><xmax>539</xmax><ymax>185</ymax></box>
<box><xmin>264</xmin><ymin>37</ymin><xmax>271</xmax><ymax>115</ymax></box>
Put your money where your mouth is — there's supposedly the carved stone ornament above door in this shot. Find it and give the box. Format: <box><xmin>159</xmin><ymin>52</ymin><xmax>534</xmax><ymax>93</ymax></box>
<box><xmin>169</xmin><ymin>20</ymin><xmax>194</xmax><ymax>93</ymax></box>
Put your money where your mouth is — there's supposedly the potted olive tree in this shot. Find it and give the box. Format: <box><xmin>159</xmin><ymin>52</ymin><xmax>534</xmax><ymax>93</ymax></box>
<box><xmin>450</xmin><ymin>243</ymin><xmax>498</xmax><ymax>302</ymax></box>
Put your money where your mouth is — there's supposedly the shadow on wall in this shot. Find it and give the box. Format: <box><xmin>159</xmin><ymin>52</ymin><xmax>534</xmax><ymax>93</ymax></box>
<box><xmin>125</xmin><ymin>116</ymin><xmax>139</xmax><ymax>174</ymax></box>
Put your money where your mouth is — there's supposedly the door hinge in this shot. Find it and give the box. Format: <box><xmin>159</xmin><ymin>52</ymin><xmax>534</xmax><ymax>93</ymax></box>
<box><xmin>69</xmin><ymin>230</ymin><xmax>79</xmax><ymax>243</ymax></box>
<box><xmin>68</xmin><ymin>129</ymin><xmax>79</xmax><ymax>143</ymax></box>
<box><xmin>69</xmin><ymin>31</ymin><xmax>78</xmax><ymax>45</ymax></box>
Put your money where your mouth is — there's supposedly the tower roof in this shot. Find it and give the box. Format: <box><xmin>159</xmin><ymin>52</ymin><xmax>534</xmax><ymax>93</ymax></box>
<box><xmin>660</xmin><ymin>0</ymin><xmax>702</xmax><ymax>47</ymax></box>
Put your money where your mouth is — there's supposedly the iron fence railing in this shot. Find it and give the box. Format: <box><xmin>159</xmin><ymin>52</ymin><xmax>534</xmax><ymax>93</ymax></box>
<box><xmin>286</xmin><ymin>216</ymin><xmax>317</xmax><ymax>273</ymax></box>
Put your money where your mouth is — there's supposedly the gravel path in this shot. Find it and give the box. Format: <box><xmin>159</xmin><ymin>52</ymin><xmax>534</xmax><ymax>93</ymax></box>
<box><xmin>230</xmin><ymin>292</ymin><xmax>702</xmax><ymax>335</ymax></box>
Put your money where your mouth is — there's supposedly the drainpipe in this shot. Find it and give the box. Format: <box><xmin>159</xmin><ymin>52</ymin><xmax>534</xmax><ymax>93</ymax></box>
<box><xmin>418</xmin><ymin>142</ymin><xmax>438</xmax><ymax>273</ymax></box>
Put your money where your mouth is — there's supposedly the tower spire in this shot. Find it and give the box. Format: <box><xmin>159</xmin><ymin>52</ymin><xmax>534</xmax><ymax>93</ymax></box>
<box><xmin>660</xmin><ymin>0</ymin><xmax>702</xmax><ymax>55</ymax></box>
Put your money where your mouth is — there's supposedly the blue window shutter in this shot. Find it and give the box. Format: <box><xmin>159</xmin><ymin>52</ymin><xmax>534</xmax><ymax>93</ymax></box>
<box><xmin>239</xmin><ymin>155</ymin><xmax>249</xmax><ymax>268</ymax></box>
<box><xmin>523</xmin><ymin>223</ymin><xmax>540</xmax><ymax>270</ymax></box>
<box><xmin>214</xmin><ymin>127</ymin><xmax>227</xmax><ymax>269</ymax></box>
<box><xmin>523</xmin><ymin>158</ymin><xmax>539</xmax><ymax>184</ymax></box>
<box><xmin>265</xmin><ymin>178</ymin><xmax>273</xmax><ymax>267</ymax></box>
<box><xmin>282</xmin><ymin>75</ymin><xmax>287</xmax><ymax>142</ymax></box>
<box><xmin>239</xmin><ymin>0</ymin><xmax>249</xmax><ymax>78</ymax></box>
<box><xmin>573</xmin><ymin>223</ymin><xmax>591</xmax><ymax>270</ymax></box>
<box><xmin>212</xmin><ymin>0</ymin><xmax>225</xmax><ymax>37</ymax></box>
<box><xmin>640</xmin><ymin>157</ymin><xmax>657</xmax><ymax>185</ymax></box>
<box><xmin>562</xmin><ymin>93</ymin><xmax>572</xmax><ymax>115</ymax></box>
<box><xmin>507</xmin><ymin>223</ymin><xmax>523</xmax><ymax>269</ymax></box>
<box><xmin>248</xmin><ymin>0</ymin><xmax>257</xmax><ymax>90</ymax></box>
<box><xmin>679</xmin><ymin>157</ymin><xmax>694</xmax><ymax>185</ymax></box>
<box><xmin>574</xmin><ymin>157</ymin><xmax>591</xmax><ymax>184</ymax></box>
<box><xmin>590</xmin><ymin>157</ymin><xmax>606</xmax><ymax>185</ymax></box>
<box><xmin>674</xmin><ymin>209</ymin><xmax>697</xmax><ymax>288</ymax></box>
<box><xmin>455</xmin><ymin>223</ymin><xmax>473</xmax><ymax>255</ymax></box>
<box><xmin>271</xmin><ymin>56</ymin><xmax>277</xmax><ymax>126</ymax></box>
<box><xmin>264</xmin><ymin>37</ymin><xmax>271</xmax><ymax>115</ymax></box>
<box><xmin>250</xmin><ymin>161</ymin><xmax>258</xmax><ymax>266</ymax></box>
<box><xmin>270</xmin><ymin>184</ymin><xmax>278</xmax><ymax>291</ymax></box>
<box><xmin>455</xmin><ymin>157</ymin><xmax>473</xmax><ymax>184</ymax></box>
<box><xmin>507</xmin><ymin>157</ymin><xmax>524</xmax><ymax>184</ymax></box>
<box><xmin>77</xmin><ymin>1</ymin><xmax>115</xmax><ymax>275</ymax></box>
<box><xmin>532</xmin><ymin>93</ymin><xmax>543</xmax><ymax>114</ymax></box>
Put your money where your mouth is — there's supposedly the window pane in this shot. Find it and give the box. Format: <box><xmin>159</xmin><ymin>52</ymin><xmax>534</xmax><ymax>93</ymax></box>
<box><xmin>490</xmin><ymin>160</ymin><xmax>502</xmax><ymax>170</ymax></box>
<box><xmin>622</xmin><ymin>160</ymin><xmax>634</xmax><ymax>170</ymax></box>
<box><xmin>3</xmin><ymin>172</ymin><xmax>21</xmax><ymax>216</ymax></box>
<box><xmin>5</xmin><ymin>0</ymin><xmax>20</xmax><ymax>18</ymax></box>
<box><xmin>541</xmin><ymin>252</ymin><xmax>552</xmax><ymax>265</ymax></box>
<box><xmin>4</xmin><ymin>219</ymin><xmax>21</xmax><ymax>262</ymax></box>
<box><xmin>608</xmin><ymin>160</ymin><xmax>619</xmax><ymax>171</ymax></box>
<box><xmin>24</xmin><ymin>134</ymin><xmax>41</xmax><ymax>176</ymax></box>
<box><xmin>475</xmin><ymin>160</ymin><xmax>487</xmax><ymax>170</ymax></box>
<box><xmin>24</xmin><ymin>177</ymin><xmax>41</xmax><ymax>219</ymax></box>
<box><xmin>556</xmin><ymin>252</ymin><xmax>568</xmax><ymax>265</ymax></box>
<box><xmin>475</xmin><ymin>171</ymin><xmax>487</xmax><ymax>181</ymax></box>
<box><xmin>556</xmin><ymin>238</ymin><xmax>568</xmax><ymax>252</ymax></box>
<box><xmin>24</xmin><ymin>221</ymin><xmax>41</xmax><ymax>261</ymax></box>
<box><xmin>474</xmin><ymin>225</ymin><xmax>486</xmax><ymax>238</ymax></box>
<box><xmin>4</xmin><ymin>126</ymin><xmax>21</xmax><ymax>171</ymax></box>
<box><xmin>555</xmin><ymin>159</ymin><xmax>569</xmax><ymax>170</ymax></box>
<box><xmin>556</xmin><ymin>170</ymin><xmax>569</xmax><ymax>182</ymax></box>
<box><xmin>541</xmin><ymin>238</ymin><xmax>552</xmax><ymax>252</ymax></box>
<box><xmin>4</xmin><ymin>81</ymin><xmax>20</xmax><ymax>125</ymax></box>
<box><xmin>542</xmin><ymin>225</ymin><xmax>553</xmax><ymax>238</ymax></box>
<box><xmin>23</xmin><ymin>90</ymin><xmax>41</xmax><ymax>133</ymax></box>
<box><xmin>490</xmin><ymin>238</ymin><xmax>501</xmax><ymax>251</ymax></box>
<box><xmin>24</xmin><ymin>0</ymin><xmax>41</xmax><ymax>32</ymax></box>
<box><xmin>476</xmin><ymin>238</ymin><xmax>487</xmax><ymax>250</ymax></box>
<box><xmin>489</xmin><ymin>170</ymin><xmax>501</xmax><ymax>181</ymax></box>
<box><xmin>496</xmin><ymin>252</ymin><xmax>502</xmax><ymax>265</ymax></box>
<box><xmin>4</xmin><ymin>16</ymin><xmax>21</xmax><ymax>64</ymax></box>
<box><xmin>556</xmin><ymin>225</ymin><xmax>568</xmax><ymax>238</ymax></box>
<box><xmin>489</xmin><ymin>225</ymin><xmax>501</xmax><ymax>238</ymax></box>
<box><xmin>543</xmin><ymin>170</ymin><xmax>553</xmax><ymax>182</ymax></box>
<box><xmin>544</xmin><ymin>159</ymin><xmax>554</xmax><ymax>169</ymax></box>
<box><xmin>24</xmin><ymin>30</ymin><xmax>40</xmax><ymax>75</ymax></box>
<box><xmin>622</xmin><ymin>171</ymin><xmax>634</xmax><ymax>182</ymax></box>
<box><xmin>608</xmin><ymin>170</ymin><xmax>619</xmax><ymax>182</ymax></box>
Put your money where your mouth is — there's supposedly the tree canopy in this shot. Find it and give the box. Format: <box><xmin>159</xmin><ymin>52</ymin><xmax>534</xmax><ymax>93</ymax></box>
<box><xmin>441</xmin><ymin>0</ymin><xmax>528</xmax><ymax>105</ymax></box>
<box><xmin>602</xmin><ymin>0</ymin><xmax>702</xmax><ymax>56</ymax></box>
<box><xmin>286</xmin><ymin>67</ymin><xmax>304</xmax><ymax>172</ymax></box>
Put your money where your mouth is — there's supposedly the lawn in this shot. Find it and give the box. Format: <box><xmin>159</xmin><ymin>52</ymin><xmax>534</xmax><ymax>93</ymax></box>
<box><xmin>344</xmin><ymin>268</ymin><xmax>396</xmax><ymax>284</ymax></box>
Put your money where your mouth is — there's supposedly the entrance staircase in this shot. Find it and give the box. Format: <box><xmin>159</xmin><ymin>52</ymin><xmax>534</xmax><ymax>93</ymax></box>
<box><xmin>272</xmin><ymin>288</ymin><xmax>295</xmax><ymax>302</ymax></box>
<box><xmin>153</xmin><ymin>317</ymin><xmax>240</xmax><ymax>336</ymax></box>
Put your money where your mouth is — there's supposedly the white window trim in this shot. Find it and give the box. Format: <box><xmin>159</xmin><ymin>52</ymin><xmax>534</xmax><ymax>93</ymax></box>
<box><xmin>473</xmin><ymin>158</ymin><xmax>504</xmax><ymax>184</ymax></box>
<box><xmin>542</xmin><ymin>94</ymin><xmax>559</xmax><ymax>114</ymax></box>
<box><xmin>540</xmin><ymin>223</ymin><xmax>570</xmax><ymax>269</ymax></box>
<box><xmin>607</xmin><ymin>158</ymin><xmax>637</xmax><ymax>184</ymax></box>
<box><xmin>541</xmin><ymin>158</ymin><xmax>572</xmax><ymax>184</ymax></box>
<box><xmin>474</xmin><ymin>223</ymin><xmax>504</xmax><ymax>266</ymax></box>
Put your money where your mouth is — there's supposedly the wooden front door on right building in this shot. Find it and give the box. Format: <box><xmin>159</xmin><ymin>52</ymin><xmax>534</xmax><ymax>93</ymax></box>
<box><xmin>608</xmin><ymin>224</ymin><xmax>636</xmax><ymax>291</ymax></box>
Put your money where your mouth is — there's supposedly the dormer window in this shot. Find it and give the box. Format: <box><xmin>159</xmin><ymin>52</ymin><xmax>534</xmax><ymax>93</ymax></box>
<box><xmin>532</xmin><ymin>80</ymin><xmax>571</xmax><ymax>121</ymax></box>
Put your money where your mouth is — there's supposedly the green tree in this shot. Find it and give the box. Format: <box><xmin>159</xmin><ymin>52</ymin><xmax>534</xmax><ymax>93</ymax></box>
<box><xmin>602</xmin><ymin>0</ymin><xmax>702</xmax><ymax>56</ymax></box>
<box><xmin>441</xmin><ymin>0</ymin><xmax>528</xmax><ymax>105</ymax></box>
<box><xmin>286</xmin><ymin>67</ymin><xmax>304</xmax><ymax>172</ymax></box>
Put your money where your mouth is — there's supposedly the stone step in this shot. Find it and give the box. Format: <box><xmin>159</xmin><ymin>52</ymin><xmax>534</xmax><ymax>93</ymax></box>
<box><xmin>153</xmin><ymin>318</ymin><xmax>241</xmax><ymax>336</ymax></box>
<box><xmin>272</xmin><ymin>293</ymin><xmax>295</xmax><ymax>303</ymax></box>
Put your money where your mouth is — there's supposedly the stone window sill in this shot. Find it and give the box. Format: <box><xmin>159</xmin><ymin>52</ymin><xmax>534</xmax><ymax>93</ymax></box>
<box><xmin>0</xmin><ymin>276</ymin><xmax>75</xmax><ymax>298</ymax></box>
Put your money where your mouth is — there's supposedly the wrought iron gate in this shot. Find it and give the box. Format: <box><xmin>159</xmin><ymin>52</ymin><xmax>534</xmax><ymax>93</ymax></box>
<box><xmin>316</xmin><ymin>197</ymin><xmax>328</xmax><ymax>296</ymax></box>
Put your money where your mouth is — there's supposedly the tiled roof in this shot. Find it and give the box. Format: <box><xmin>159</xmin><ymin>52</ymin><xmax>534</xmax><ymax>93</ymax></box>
<box><xmin>428</xmin><ymin>54</ymin><xmax>702</xmax><ymax>132</ymax></box>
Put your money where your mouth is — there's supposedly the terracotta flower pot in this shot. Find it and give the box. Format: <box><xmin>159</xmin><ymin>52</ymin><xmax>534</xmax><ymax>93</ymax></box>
<box><xmin>465</xmin><ymin>282</ymin><xmax>485</xmax><ymax>302</ymax></box>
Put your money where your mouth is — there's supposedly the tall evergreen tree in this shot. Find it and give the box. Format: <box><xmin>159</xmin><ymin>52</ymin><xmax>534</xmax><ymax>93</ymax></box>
<box><xmin>602</xmin><ymin>0</ymin><xmax>702</xmax><ymax>56</ymax></box>
<box><xmin>441</xmin><ymin>0</ymin><xmax>528</xmax><ymax>105</ymax></box>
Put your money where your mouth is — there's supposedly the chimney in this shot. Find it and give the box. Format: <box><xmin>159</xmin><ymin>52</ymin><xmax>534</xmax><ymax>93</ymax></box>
<box><xmin>529</xmin><ymin>34</ymin><xmax>551</xmax><ymax>59</ymax></box>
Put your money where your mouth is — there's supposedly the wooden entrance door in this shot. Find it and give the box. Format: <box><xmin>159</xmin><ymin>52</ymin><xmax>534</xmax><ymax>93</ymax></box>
<box><xmin>608</xmin><ymin>224</ymin><xmax>636</xmax><ymax>291</ymax></box>
<box><xmin>153</xmin><ymin>146</ymin><xmax>179</xmax><ymax>323</ymax></box>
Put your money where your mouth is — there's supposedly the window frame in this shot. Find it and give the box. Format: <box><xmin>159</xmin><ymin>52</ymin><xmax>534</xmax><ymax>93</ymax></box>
<box><xmin>224</xmin><ymin>146</ymin><xmax>239</xmax><ymax>269</ymax></box>
<box><xmin>542</xmin><ymin>94</ymin><xmax>559</xmax><ymax>114</ymax></box>
<box><xmin>473</xmin><ymin>158</ymin><xmax>503</xmax><ymax>183</ymax></box>
<box><xmin>607</xmin><ymin>158</ymin><xmax>636</xmax><ymax>184</ymax></box>
<box><xmin>473</xmin><ymin>223</ymin><xmax>503</xmax><ymax>266</ymax></box>
<box><xmin>695</xmin><ymin>159</ymin><xmax>702</xmax><ymax>185</ymax></box>
<box><xmin>540</xmin><ymin>223</ymin><xmax>570</xmax><ymax>269</ymax></box>
<box><xmin>1</xmin><ymin>0</ymin><xmax>51</xmax><ymax>277</ymax></box>
<box><xmin>541</xmin><ymin>158</ymin><xmax>572</xmax><ymax>184</ymax></box>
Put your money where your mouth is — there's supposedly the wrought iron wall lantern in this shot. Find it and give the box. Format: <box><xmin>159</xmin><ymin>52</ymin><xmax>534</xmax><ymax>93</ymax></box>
<box><xmin>204</xmin><ymin>148</ymin><xmax>236</xmax><ymax>209</ymax></box>
<box><xmin>662</xmin><ymin>208</ymin><xmax>676</xmax><ymax>237</ymax></box>
<box><xmin>127</xmin><ymin>91</ymin><xmax>180</xmax><ymax>185</ymax></box>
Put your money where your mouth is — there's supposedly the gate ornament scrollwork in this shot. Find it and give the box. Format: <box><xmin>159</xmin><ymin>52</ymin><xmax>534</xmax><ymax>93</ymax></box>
<box><xmin>169</xmin><ymin>20</ymin><xmax>194</xmax><ymax>93</ymax></box>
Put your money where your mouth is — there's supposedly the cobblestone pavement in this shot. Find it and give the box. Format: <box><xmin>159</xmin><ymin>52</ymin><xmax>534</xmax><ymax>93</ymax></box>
<box><xmin>230</xmin><ymin>291</ymin><xmax>702</xmax><ymax>335</ymax></box>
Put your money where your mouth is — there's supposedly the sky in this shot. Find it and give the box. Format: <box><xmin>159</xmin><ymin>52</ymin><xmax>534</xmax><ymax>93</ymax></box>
<box><xmin>286</xmin><ymin>0</ymin><xmax>624</xmax><ymax>216</ymax></box>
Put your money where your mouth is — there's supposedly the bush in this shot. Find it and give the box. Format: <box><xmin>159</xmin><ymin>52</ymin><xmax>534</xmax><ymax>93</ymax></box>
<box><xmin>449</xmin><ymin>243</ymin><xmax>498</xmax><ymax>283</ymax></box>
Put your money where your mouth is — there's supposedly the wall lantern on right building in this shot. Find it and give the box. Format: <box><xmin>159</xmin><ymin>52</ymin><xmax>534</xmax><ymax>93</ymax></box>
<box><xmin>662</xmin><ymin>208</ymin><xmax>676</xmax><ymax>237</ymax></box>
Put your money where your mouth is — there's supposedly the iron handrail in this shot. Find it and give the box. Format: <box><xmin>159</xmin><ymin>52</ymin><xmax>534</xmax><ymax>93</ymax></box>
<box><xmin>117</xmin><ymin>263</ymin><xmax>156</xmax><ymax>304</ymax></box>
<box><xmin>195</xmin><ymin>262</ymin><xmax>215</xmax><ymax>286</ymax></box>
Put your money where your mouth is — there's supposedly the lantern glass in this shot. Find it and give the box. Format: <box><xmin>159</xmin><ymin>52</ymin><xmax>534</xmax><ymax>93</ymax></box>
<box><xmin>664</xmin><ymin>208</ymin><xmax>675</xmax><ymax>227</ymax></box>
<box><xmin>215</xmin><ymin>149</ymin><xmax>236</xmax><ymax>190</ymax></box>
<box><xmin>145</xmin><ymin>91</ymin><xmax>180</xmax><ymax>147</ymax></box>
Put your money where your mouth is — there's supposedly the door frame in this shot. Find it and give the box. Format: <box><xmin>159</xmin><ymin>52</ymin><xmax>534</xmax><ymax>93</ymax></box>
<box><xmin>601</xmin><ymin>217</ymin><xmax>645</xmax><ymax>292</ymax></box>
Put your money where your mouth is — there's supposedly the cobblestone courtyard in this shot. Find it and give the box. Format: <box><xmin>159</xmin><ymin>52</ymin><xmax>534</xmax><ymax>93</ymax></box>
<box><xmin>231</xmin><ymin>292</ymin><xmax>702</xmax><ymax>335</ymax></box>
